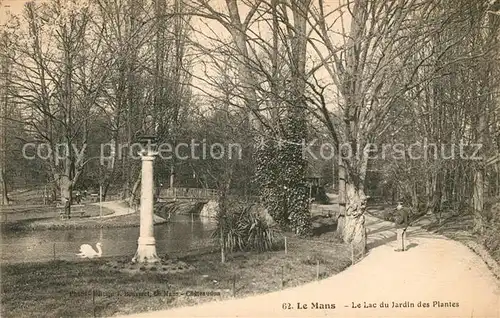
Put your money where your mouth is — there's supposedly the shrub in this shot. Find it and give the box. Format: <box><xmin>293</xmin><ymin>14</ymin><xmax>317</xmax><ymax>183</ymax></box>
<box><xmin>480</xmin><ymin>200</ymin><xmax>500</xmax><ymax>263</ymax></box>
<box><xmin>212</xmin><ymin>201</ymin><xmax>279</xmax><ymax>253</ymax></box>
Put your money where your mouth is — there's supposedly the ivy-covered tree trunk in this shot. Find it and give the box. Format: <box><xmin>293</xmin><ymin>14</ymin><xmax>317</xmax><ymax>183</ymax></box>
<box><xmin>256</xmin><ymin>152</ymin><xmax>312</xmax><ymax>236</ymax></box>
<box><xmin>255</xmin><ymin>107</ymin><xmax>312</xmax><ymax>236</ymax></box>
<box><xmin>256</xmin><ymin>138</ymin><xmax>288</xmax><ymax>228</ymax></box>
<box><xmin>282</xmin><ymin>104</ymin><xmax>311</xmax><ymax>236</ymax></box>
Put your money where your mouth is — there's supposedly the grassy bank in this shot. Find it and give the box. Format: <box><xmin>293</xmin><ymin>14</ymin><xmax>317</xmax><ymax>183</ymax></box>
<box><xmin>0</xmin><ymin>199</ymin><xmax>182</xmax><ymax>232</ymax></box>
<box><xmin>0</xmin><ymin>227</ymin><xmax>350</xmax><ymax>318</ymax></box>
<box><xmin>1</xmin><ymin>204</ymin><xmax>115</xmax><ymax>220</ymax></box>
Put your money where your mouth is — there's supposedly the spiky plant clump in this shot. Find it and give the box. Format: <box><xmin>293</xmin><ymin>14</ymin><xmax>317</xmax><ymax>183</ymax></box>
<box><xmin>212</xmin><ymin>202</ymin><xmax>278</xmax><ymax>253</ymax></box>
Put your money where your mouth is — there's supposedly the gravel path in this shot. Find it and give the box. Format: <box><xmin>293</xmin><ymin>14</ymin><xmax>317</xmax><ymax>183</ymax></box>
<box><xmin>93</xmin><ymin>200</ymin><xmax>167</xmax><ymax>223</ymax></box>
<box><xmin>90</xmin><ymin>201</ymin><xmax>135</xmax><ymax>219</ymax></box>
<box><xmin>117</xmin><ymin>214</ymin><xmax>499</xmax><ymax>318</ymax></box>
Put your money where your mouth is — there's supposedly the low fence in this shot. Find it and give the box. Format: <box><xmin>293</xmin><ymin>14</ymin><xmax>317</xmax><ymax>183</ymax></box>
<box><xmin>1</xmin><ymin>232</ymin><xmax>369</xmax><ymax>318</ymax></box>
<box><xmin>0</xmin><ymin>231</ymin><xmax>366</xmax><ymax>267</ymax></box>
<box><xmin>284</xmin><ymin>235</ymin><xmax>366</xmax><ymax>266</ymax></box>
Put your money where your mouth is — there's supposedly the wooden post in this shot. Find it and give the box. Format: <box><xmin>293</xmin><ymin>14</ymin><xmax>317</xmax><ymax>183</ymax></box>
<box><xmin>402</xmin><ymin>228</ymin><xmax>406</xmax><ymax>251</ymax></box>
<box><xmin>53</xmin><ymin>243</ymin><xmax>56</xmax><ymax>261</ymax></box>
<box><xmin>281</xmin><ymin>265</ymin><xmax>284</xmax><ymax>289</ymax></box>
<box><xmin>99</xmin><ymin>185</ymin><xmax>103</xmax><ymax>218</ymax></box>
<box><xmin>284</xmin><ymin>236</ymin><xmax>287</xmax><ymax>254</ymax></box>
<box><xmin>92</xmin><ymin>289</ymin><xmax>96</xmax><ymax>318</ymax></box>
<box><xmin>232</xmin><ymin>275</ymin><xmax>236</xmax><ymax>297</ymax></box>
<box><xmin>220</xmin><ymin>225</ymin><xmax>225</xmax><ymax>263</ymax></box>
<box><xmin>316</xmin><ymin>260</ymin><xmax>320</xmax><ymax>280</ymax></box>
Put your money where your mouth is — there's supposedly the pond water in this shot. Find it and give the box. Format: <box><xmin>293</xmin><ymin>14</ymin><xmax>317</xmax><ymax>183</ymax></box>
<box><xmin>0</xmin><ymin>215</ymin><xmax>216</xmax><ymax>264</ymax></box>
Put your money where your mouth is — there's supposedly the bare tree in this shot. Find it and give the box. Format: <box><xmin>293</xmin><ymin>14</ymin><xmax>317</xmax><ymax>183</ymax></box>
<box><xmin>8</xmin><ymin>0</ymin><xmax>109</xmax><ymax>209</ymax></box>
<box><xmin>301</xmin><ymin>0</ymin><xmax>489</xmax><ymax>248</ymax></box>
<box><xmin>0</xmin><ymin>26</ymin><xmax>14</xmax><ymax>205</ymax></box>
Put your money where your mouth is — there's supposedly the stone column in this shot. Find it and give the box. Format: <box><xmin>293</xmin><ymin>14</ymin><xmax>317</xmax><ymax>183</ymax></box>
<box><xmin>132</xmin><ymin>150</ymin><xmax>159</xmax><ymax>263</ymax></box>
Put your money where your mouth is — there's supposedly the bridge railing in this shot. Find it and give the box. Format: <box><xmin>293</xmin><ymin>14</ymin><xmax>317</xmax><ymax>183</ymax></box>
<box><xmin>159</xmin><ymin>187</ymin><xmax>218</xmax><ymax>199</ymax></box>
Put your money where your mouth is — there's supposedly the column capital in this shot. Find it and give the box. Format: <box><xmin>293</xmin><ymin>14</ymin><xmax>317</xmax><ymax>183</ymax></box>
<box><xmin>140</xmin><ymin>151</ymin><xmax>158</xmax><ymax>160</ymax></box>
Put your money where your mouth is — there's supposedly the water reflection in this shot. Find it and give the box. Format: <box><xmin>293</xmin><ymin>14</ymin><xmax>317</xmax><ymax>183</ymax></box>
<box><xmin>1</xmin><ymin>214</ymin><xmax>216</xmax><ymax>264</ymax></box>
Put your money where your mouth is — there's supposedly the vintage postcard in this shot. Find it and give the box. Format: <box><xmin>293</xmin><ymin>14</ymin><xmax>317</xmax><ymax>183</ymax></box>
<box><xmin>1</xmin><ymin>0</ymin><xmax>499</xmax><ymax>317</ymax></box>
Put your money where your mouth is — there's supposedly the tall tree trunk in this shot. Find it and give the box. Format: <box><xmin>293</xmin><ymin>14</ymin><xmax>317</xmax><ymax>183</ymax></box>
<box><xmin>102</xmin><ymin>138</ymin><xmax>119</xmax><ymax>201</ymax></box>
<box><xmin>339</xmin><ymin>148</ymin><xmax>368</xmax><ymax>251</ymax></box>
<box><xmin>343</xmin><ymin>180</ymin><xmax>367</xmax><ymax>251</ymax></box>
<box><xmin>411</xmin><ymin>182</ymin><xmax>419</xmax><ymax>210</ymax></box>
<box><xmin>473</xmin><ymin>166</ymin><xmax>484</xmax><ymax>232</ymax></box>
<box><xmin>60</xmin><ymin>173</ymin><xmax>72</xmax><ymax>218</ymax></box>
<box><xmin>0</xmin><ymin>166</ymin><xmax>9</xmax><ymax>205</ymax></box>
<box><xmin>1</xmin><ymin>31</ymin><xmax>10</xmax><ymax>206</ymax></box>
<box><xmin>225</xmin><ymin>0</ymin><xmax>260</xmax><ymax>130</ymax></box>
<box><xmin>128</xmin><ymin>172</ymin><xmax>142</xmax><ymax>208</ymax></box>
<box><xmin>286</xmin><ymin>0</ymin><xmax>312</xmax><ymax>235</ymax></box>
<box><xmin>473</xmin><ymin>110</ymin><xmax>486</xmax><ymax>234</ymax></box>
<box><xmin>60</xmin><ymin>175</ymin><xmax>72</xmax><ymax>202</ymax></box>
<box><xmin>337</xmin><ymin>162</ymin><xmax>346</xmax><ymax>236</ymax></box>
<box><xmin>123</xmin><ymin>0</ymin><xmax>140</xmax><ymax>199</ymax></box>
<box><xmin>0</xmin><ymin>108</ymin><xmax>8</xmax><ymax>205</ymax></box>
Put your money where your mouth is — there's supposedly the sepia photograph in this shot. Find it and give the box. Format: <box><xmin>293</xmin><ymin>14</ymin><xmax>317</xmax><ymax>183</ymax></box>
<box><xmin>0</xmin><ymin>0</ymin><xmax>499</xmax><ymax>317</ymax></box>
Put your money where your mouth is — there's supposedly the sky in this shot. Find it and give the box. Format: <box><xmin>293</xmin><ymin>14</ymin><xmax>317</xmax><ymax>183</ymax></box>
<box><xmin>1</xmin><ymin>0</ymin><xmax>345</xmax><ymax>110</ymax></box>
<box><xmin>1</xmin><ymin>0</ymin><xmax>28</xmax><ymax>23</ymax></box>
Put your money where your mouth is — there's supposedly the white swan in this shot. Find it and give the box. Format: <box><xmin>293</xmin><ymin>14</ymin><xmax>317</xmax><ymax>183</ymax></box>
<box><xmin>76</xmin><ymin>242</ymin><xmax>102</xmax><ymax>259</ymax></box>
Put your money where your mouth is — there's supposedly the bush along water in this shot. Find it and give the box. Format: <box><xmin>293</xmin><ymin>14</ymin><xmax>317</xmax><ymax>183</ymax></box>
<box><xmin>212</xmin><ymin>201</ymin><xmax>279</xmax><ymax>253</ymax></box>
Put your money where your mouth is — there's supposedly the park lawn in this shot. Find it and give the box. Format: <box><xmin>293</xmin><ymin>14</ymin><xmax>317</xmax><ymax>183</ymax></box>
<box><xmin>0</xmin><ymin>228</ymin><xmax>351</xmax><ymax>318</ymax></box>
<box><xmin>6</xmin><ymin>187</ymin><xmax>124</xmax><ymax>205</ymax></box>
<box><xmin>5</xmin><ymin>187</ymin><xmax>47</xmax><ymax>205</ymax></box>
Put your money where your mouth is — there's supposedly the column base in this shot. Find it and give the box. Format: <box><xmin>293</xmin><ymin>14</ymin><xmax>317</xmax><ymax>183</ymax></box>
<box><xmin>132</xmin><ymin>237</ymin><xmax>159</xmax><ymax>264</ymax></box>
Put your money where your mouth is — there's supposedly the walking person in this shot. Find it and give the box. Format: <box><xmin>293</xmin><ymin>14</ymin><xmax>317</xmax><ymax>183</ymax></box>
<box><xmin>395</xmin><ymin>202</ymin><xmax>409</xmax><ymax>252</ymax></box>
<box><xmin>74</xmin><ymin>191</ymin><xmax>82</xmax><ymax>204</ymax></box>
